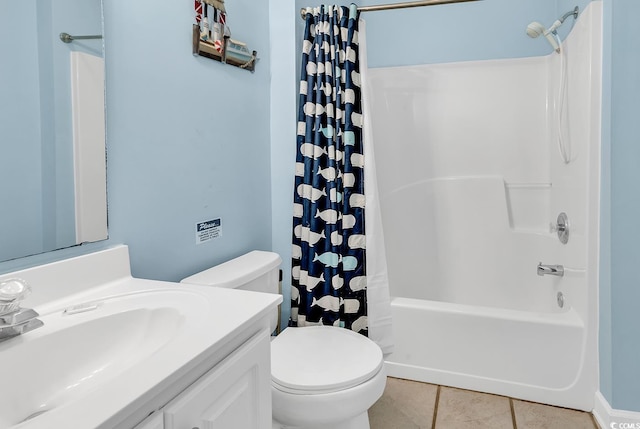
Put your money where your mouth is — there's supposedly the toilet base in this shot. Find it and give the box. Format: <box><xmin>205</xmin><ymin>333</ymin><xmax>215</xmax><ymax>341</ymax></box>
<box><xmin>271</xmin><ymin>366</ymin><xmax>386</xmax><ymax>429</ymax></box>
<box><xmin>273</xmin><ymin>411</ymin><xmax>370</xmax><ymax>429</ymax></box>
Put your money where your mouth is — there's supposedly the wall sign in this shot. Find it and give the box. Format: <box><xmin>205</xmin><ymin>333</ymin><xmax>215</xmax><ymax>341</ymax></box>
<box><xmin>196</xmin><ymin>218</ymin><xmax>221</xmax><ymax>244</ymax></box>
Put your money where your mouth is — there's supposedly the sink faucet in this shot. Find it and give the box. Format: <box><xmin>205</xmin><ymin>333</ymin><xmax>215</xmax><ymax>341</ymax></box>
<box><xmin>537</xmin><ymin>263</ymin><xmax>564</xmax><ymax>277</ymax></box>
<box><xmin>0</xmin><ymin>279</ymin><xmax>43</xmax><ymax>343</ymax></box>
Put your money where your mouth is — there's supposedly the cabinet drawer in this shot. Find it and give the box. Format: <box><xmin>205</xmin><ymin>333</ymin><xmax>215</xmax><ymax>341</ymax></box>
<box><xmin>164</xmin><ymin>329</ymin><xmax>271</xmax><ymax>429</ymax></box>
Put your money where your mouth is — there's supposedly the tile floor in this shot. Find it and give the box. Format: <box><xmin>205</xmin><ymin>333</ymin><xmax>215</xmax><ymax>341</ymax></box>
<box><xmin>368</xmin><ymin>377</ymin><xmax>599</xmax><ymax>429</ymax></box>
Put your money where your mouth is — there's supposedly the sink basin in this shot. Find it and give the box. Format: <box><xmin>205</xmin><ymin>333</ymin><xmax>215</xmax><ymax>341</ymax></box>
<box><xmin>0</xmin><ymin>287</ymin><xmax>208</xmax><ymax>428</ymax></box>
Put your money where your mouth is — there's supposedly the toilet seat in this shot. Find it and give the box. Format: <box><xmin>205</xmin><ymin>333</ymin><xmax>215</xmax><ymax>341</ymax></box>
<box><xmin>271</xmin><ymin>326</ymin><xmax>384</xmax><ymax>395</ymax></box>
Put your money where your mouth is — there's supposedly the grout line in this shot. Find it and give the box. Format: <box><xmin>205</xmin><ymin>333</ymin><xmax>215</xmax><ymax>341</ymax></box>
<box><xmin>431</xmin><ymin>385</ymin><xmax>441</xmax><ymax>429</ymax></box>
<box><xmin>510</xmin><ymin>398</ymin><xmax>518</xmax><ymax>429</ymax></box>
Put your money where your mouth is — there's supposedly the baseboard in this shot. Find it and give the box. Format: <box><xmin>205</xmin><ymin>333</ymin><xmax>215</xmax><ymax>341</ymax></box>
<box><xmin>593</xmin><ymin>391</ymin><xmax>640</xmax><ymax>428</ymax></box>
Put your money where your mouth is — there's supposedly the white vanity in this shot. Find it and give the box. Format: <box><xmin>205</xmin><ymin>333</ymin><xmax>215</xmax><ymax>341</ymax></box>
<box><xmin>0</xmin><ymin>245</ymin><xmax>281</xmax><ymax>429</ymax></box>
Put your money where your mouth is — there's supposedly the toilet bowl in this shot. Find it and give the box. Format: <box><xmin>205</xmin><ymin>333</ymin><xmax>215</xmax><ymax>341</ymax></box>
<box><xmin>181</xmin><ymin>251</ymin><xmax>386</xmax><ymax>429</ymax></box>
<box><xmin>271</xmin><ymin>325</ymin><xmax>386</xmax><ymax>429</ymax></box>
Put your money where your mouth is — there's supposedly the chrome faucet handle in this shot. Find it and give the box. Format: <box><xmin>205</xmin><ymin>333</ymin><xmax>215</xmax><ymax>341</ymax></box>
<box><xmin>0</xmin><ymin>279</ymin><xmax>43</xmax><ymax>342</ymax></box>
<box><xmin>0</xmin><ymin>278</ymin><xmax>31</xmax><ymax>316</ymax></box>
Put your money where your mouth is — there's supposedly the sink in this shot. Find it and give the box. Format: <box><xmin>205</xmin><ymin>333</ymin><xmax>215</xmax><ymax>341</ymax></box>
<box><xmin>0</xmin><ymin>288</ymin><xmax>208</xmax><ymax>428</ymax></box>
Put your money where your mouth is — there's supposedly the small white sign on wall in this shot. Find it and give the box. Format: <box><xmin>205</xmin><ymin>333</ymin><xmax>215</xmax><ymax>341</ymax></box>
<box><xmin>196</xmin><ymin>218</ymin><xmax>221</xmax><ymax>244</ymax></box>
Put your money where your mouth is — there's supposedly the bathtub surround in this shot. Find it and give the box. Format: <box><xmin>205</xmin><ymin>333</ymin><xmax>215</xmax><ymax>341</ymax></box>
<box><xmin>365</xmin><ymin>1</ymin><xmax>602</xmax><ymax>411</ymax></box>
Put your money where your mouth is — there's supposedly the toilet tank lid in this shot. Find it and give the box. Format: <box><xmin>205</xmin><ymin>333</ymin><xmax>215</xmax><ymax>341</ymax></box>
<box><xmin>180</xmin><ymin>250</ymin><xmax>282</xmax><ymax>289</ymax></box>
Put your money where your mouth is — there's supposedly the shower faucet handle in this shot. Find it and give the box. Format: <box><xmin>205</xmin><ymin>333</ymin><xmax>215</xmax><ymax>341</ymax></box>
<box><xmin>554</xmin><ymin>212</ymin><xmax>569</xmax><ymax>244</ymax></box>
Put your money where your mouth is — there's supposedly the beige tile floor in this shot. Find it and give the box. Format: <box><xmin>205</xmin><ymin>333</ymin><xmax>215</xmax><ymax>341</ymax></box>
<box><xmin>368</xmin><ymin>377</ymin><xmax>599</xmax><ymax>429</ymax></box>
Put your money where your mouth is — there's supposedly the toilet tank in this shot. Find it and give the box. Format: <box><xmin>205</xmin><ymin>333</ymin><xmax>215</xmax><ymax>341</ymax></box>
<box><xmin>180</xmin><ymin>251</ymin><xmax>282</xmax><ymax>331</ymax></box>
<box><xmin>181</xmin><ymin>251</ymin><xmax>281</xmax><ymax>293</ymax></box>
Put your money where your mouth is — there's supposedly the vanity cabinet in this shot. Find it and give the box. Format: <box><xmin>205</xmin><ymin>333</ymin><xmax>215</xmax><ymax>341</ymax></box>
<box><xmin>134</xmin><ymin>328</ymin><xmax>272</xmax><ymax>429</ymax></box>
<box><xmin>164</xmin><ymin>328</ymin><xmax>271</xmax><ymax>429</ymax></box>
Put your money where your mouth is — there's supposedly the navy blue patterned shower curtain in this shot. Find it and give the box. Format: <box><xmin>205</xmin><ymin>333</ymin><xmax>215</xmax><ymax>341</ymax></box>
<box><xmin>290</xmin><ymin>4</ymin><xmax>367</xmax><ymax>334</ymax></box>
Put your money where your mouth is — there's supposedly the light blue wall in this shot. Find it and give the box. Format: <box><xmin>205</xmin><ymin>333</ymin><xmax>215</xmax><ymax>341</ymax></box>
<box><xmin>0</xmin><ymin>0</ymin><xmax>102</xmax><ymax>262</ymax></box>
<box><xmin>359</xmin><ymin>0</ymin><xmax>558</xmax><ymax>67</ymax></box>
<box><xmin>1</xmin><ymin>0</ymin><xmax>272</xmax><ymax>283</ymax></box>
<box><xmin>102</xmin><ymin>0</ymin><xmax>272</xmax><ymax>281</ymax></box>
<box><xmin>37</xmin><ymin>0</ymin><xmax>58</xmax><ymax>253</ymax></box>
<box><xmin>608</xmin><ymin>0</ymin><xmax>640</xmax><ymax>413</ymax></box>
<box><xmin>0</xmin><ymin>1</ymin><xmax>45</xmax><ymax>261</ymax></box>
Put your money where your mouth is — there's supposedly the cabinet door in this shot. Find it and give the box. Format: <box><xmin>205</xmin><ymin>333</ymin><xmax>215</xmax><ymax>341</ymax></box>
<box><xmin>164</xmin><ymin>329</ymin><xmax>272</xmax><ymax>429</ymax></box>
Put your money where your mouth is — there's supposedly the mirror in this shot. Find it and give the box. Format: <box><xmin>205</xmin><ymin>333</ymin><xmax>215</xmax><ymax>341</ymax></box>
<box><xmin>0</xmin><ymin>0</ymin><xmax>107</xmax><ymax>262</ymax></box>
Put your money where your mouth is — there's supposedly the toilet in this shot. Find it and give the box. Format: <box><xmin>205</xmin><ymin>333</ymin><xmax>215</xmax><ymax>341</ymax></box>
<box><xmin>181</xmin><ymin>250</ymin><xmax>386</xmax><ymax>429</ymax></box>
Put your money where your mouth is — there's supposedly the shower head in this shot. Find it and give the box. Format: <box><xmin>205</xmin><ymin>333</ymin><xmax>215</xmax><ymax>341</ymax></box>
<box><xmin>526</xmin><ymin>21</ymin><xmax>546</xmax><ymax>38</ymax></box>
<box><xmin>526</xmin><ymin>6</ymin><xmax>579</xmax><ymax>54</ymax></box>
<box><xmin>526</xmin><ymin>21</ymin><xmax>560</xmax><ymax>53</ymax></box>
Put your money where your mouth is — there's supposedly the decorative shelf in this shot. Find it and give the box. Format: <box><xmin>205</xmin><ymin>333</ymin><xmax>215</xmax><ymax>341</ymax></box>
<box><xmin>192</xmin><ymin>25</ymin><xmax>257</xmax><ymax>72</ymax></box>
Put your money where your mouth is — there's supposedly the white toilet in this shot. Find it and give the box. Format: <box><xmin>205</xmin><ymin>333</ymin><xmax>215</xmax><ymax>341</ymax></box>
<box><xmin>181</xmin><ymin>250</ymin><xmax>386</xmax><ymax>429</ymax></box>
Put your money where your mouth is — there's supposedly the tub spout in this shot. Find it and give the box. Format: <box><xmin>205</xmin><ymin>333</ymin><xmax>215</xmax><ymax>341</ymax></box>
<box><xmin>537</xmin><ymin>263</ymin><xmax>564</xmax><ymax>277</ymax></box>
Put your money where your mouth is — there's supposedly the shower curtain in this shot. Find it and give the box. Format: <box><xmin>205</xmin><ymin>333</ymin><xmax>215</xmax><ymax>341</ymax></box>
<box><xmin>359</xmin><ymin>20</ymin><xmax>394</xmax><ymax>354</ymax></box>
<box><xmin>290</xmin><ymin>5</ymin><xmax>393</xmax><ymax>353</ymax></box>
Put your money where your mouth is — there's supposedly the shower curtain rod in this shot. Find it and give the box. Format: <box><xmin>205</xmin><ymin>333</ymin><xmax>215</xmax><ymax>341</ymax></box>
<box><xmin>59</xmin><ymin>32</ymin><xmax>103</xmax><ymax>43</ymax></box>
<box><xmin>299</xmin><ymin>0</ymin><xmax>480</xmax><ymax>19</ymax></box>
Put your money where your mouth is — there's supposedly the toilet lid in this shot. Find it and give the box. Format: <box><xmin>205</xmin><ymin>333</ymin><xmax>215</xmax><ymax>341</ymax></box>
<box><xmin>271</xmin><ymin>326</ymin><xmax>384</xmax><ymax>394</ymax></box>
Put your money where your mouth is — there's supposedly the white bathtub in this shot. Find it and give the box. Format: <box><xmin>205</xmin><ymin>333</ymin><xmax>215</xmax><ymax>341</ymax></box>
<box><xmin>380</xmin><ymin>177</ymin><xmax>594</xmax><ymax>410</ymax></box>
<box><xmin>385</xmin><ymin>297</ymin><xmax>593</xmax><ymax>410</ymax></box>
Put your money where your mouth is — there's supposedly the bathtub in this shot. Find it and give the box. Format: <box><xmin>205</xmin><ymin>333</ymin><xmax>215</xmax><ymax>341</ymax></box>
<box><xmin>385</xmin><ymin>298</ymin><xmax>591</xmax><ymax>410</ymax></box>
<box><xmin>380</xmin><ymin>177</ymin><xmax>594</xmax><ymax>411</ymax></box>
